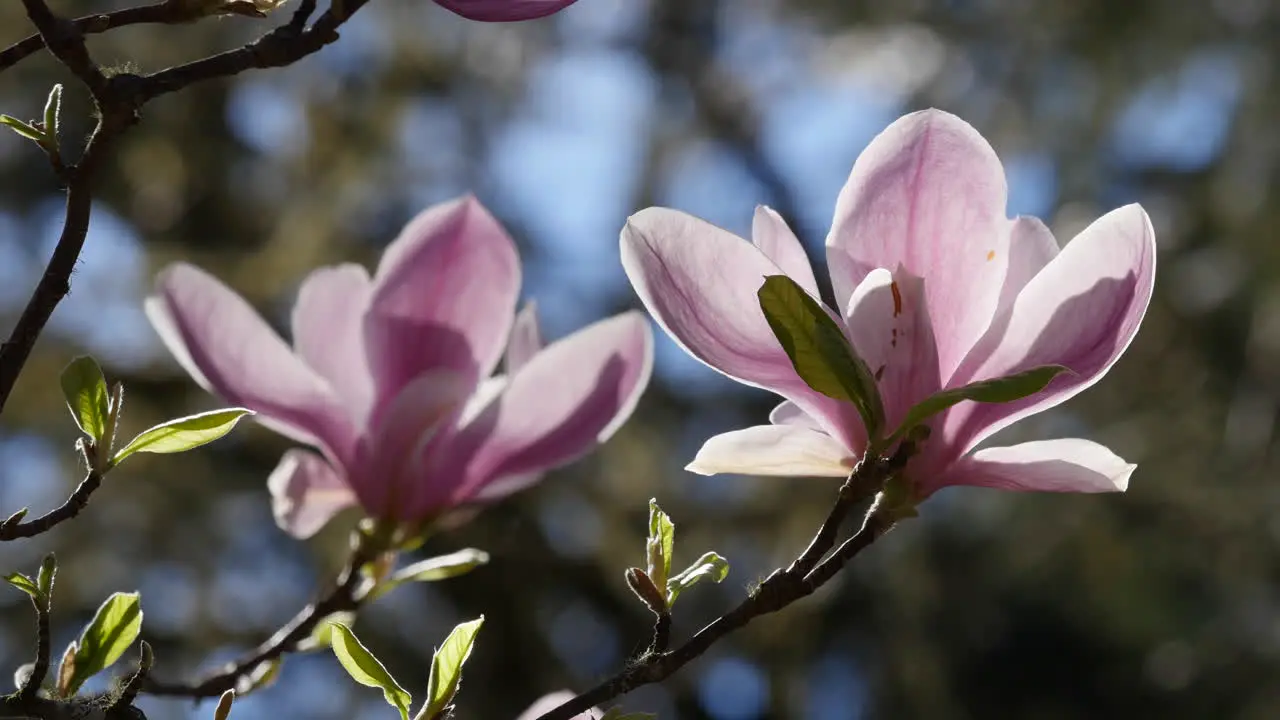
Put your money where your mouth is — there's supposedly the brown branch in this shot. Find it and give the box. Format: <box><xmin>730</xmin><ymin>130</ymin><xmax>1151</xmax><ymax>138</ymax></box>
<box><xmin>0</xmin><ymin>469</ymin><xmax>104</xmax><ymax>541</ymax></box>
<box><xmin>536</xmin><ymin>442</ymin><xmax>917</xmax><ymax>720</ymax></box>
<box><xmin>142</xmin><ymin>540</ymin><xmax>377</xmax><ymax>698</ymax></box>
<box><xmin>0</xmin><ymin>2</ymin><xmax>198</xmax><ymax>75</ymax></box>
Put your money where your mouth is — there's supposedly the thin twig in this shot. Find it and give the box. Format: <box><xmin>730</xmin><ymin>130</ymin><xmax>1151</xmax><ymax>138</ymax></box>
<box><xmin>536</xmin><ymin>440</ymin><xmax>917</xmax><ymax>720</ymax></box>
<box><xmin>0</xmin><ymin>470</ymin><xmax>103</xmax><ymax>541</ymax></box>
<box><xmin>18</xmin><ymin>593</ymin><xmax>51</xmax><ymax>701</ymax></box>
<box><xmin>0</xmin><ymin>2</ymin><xmax>206</xmax><ymax>74</ymax></box>
<box><xmin>142</xmin><ymin>540</ymin><xmax>377</xmax><ymax>698</ymax></box>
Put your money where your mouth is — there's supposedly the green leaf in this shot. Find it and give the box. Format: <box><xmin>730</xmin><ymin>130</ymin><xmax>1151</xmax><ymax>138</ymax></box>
<box><xmin>111</xmin><ymin>408</ymin><xmax>253</xmax><ymax>465</ymax></box>
<box><xmin>0</xmin><ymin>114</ymin><xmax>45</xmax><ymax>143</ymax></box>
<box><xmin>418</xmin><ymin>616</ymin><xmax>484</xmax><ymax>720</ymax></box>
<box><xmin>36</xmin><ymin>554</ymin><xmax>56</xmax><ymax>604</ymax></box>
<box><xmin>60</xmin><ymin>356</ymin><xmax>110</xmax><ymax>443</ymax></box>
<box><xmin>757</xmin><ymin>275</ymin><xmax>886</xmax><ymax>441</ymax></box>
<box><xmin>66</xmin><ymin>591</ymin><xmax>143</xmax><ymax>696</ymax></box>
<box><xmin>665</xmin><ymin>551</ymin><xmax>730</xmax><ymax>606</ymax></box>
<box><xmin>42</xmin><ymin>84</ymin><xmax>61</xmax><ymax>148</ymax></box>
<box><xmin>4</xmin><ymin>573</ymin><xmax>39</xmax><ymax>599</ymax></box>
<box><xmin>887</xmin><ymin>364</ymin><xmax>1072</xmax><ymax>446</ymax></box>
<box><xmin>330</xmin><ymin>623</ymin><xmax>411</xmax><ymax>720</ymax></box>
<box><xmin>646</xmin><ymin>499</ymin><xmax>674</xmax><ymax>591</ymax></box>
<box><xmin>368</xmin><ymin>549</ymin><xmax>490</xmax><ymax>602</ymax></box>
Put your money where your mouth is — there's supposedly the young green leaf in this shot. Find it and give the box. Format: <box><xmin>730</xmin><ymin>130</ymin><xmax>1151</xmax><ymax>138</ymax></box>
<box><xmin>646</xmin><ymin>499</ymin><xmax>674</xmax><ymax>591</ymax></box>
<box><xmin>418</xmin><ymin>616</ymin><xmax>484</xmax><ymax>720</ymax></box>
<box><xmin>60</xmin><ymin>356</ymin><xmax>110</xmax><ymax>444</ymax></box>
<box><xmin>666</xmin><ymin>551</ymin><xmax>730</xmax><ymax>606</ymax></box>
<box><xmin>112</xmin><ymin>408</ymin><xmax>253</xmax><ymax>465</ymax></box>
<box><xmin>0</xmin><ymin>115</ymin><xmax>45</xmax><ymax>143</ymax></box>
<box><xmin>4</xmin><ymin>572</ymin><xmax>40</xmax><ymax>600</ymax></box>
<box><xmin>368</xmin><ymin>549</ymin><xmax>491</xmax><ymax>602</ymax></box>
<box><xmin>886</xmin><ymin>364</ymin><xmax>1072</xmax><ymax>446</ymax></box>
<box><xmin>757</xmin><ymin>275</ymin><xmax>886</xmax><ymax>441</ymax></box>
<box><xmin>36</xmin><ymin>554</ymin><xmax>56</xmax><ymax>605</ymax></box>
<box><xmin>66</xmin><ymin>591</ymin><xmax>143</xmax><ymax>696</ymax></box>
<box><xmin>42</xmin><ymin>84</ymin><xmax>61</xmax><ymax>149</ymax></box>
<box><xmin>330</xmin><ymin>623</ymin><xmax>412</xmax><ymax>720</ymax></box>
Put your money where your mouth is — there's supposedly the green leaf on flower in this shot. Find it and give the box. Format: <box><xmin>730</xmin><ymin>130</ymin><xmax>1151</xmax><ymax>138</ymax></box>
<box><xmin>666</xmin><ymin>551</ymin><xmax>730</xmax><ymax>606</ymax></box>
<box><xmin>60</xmin><ymin>356</ymin><xmax>110</xmax><ymax>444</ymax></box>
<box><xmin>112</xmin><ymin>408</ymin><xmax>253</xmax><ymax>465</ymax></box>
<box><xmin>66</xmin><ymin>591</ymin><xmax>143</xmax><ymax>696</ymax></box>
<box><xmin>757</xmin><ymin>275</ymin><xmax>886</xmax><ymax>441</ymax></box>
<box><xmin>887</xmin><ymin>364</ymin><xmax>1072</xmax><ymax>446</ymax></box>
<box><xmin>367</xmin><ymin>549</ymin><xmax>490</xmax><ymax>603</ymax></box>
<box><xmin>4</xmin><ymin>572</ymin><xmax>39</xmax><ymax>600</ymax></box>
<box><xmin>418</xmin><ymin>616</ymin><xmax>484</xmax><ymax>720</ymax></box>
<box><xmin>330</xmin><ymin>623</ymin><xmax>412</xmax><ymax>720</ymax></box>
<box><xmin>646</xmin><ymin>499</ymin><xmax>674</xmax><ymax>592</ymax></box>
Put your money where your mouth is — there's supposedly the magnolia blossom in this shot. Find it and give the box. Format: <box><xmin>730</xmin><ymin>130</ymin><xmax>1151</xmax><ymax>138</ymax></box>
<box><xmin>434</xmin><ymin>0</ymin><xmax>578</xmax><ymax>21</ymax></box>
<box><xmin>515</xmin><ymin>692</ymin><xmax>598</xmax><ymax>720</ymax></box>
<box><xmin>622</xmin><ymin>109</ymin><xmax>1155</xmax><ymax>499</ymax></box>
<box><xmin>147</xmin><ymin>196</ymin><xmax>652</xmax><ymax>537</ymax></box>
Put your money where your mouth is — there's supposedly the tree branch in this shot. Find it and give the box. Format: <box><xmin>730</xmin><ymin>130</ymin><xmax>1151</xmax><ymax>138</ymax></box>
<box><xmin>536</xmin><ymin>442</ymin><xmax>916</xmax><ymax>720</ymax></box>
<box><xmin>0</xmin><ymin>469</ymin><xmax>103</xmax><ymax>541</ymax></box>
<box><xmin>142</xmin><ymin>540</ymin><xmax>377</xmax><ymax>698</ymax></box>
<box><xmin>0</xmin><ymin>2</ymin><xmax>210</xmax><ymax>75</ymax></box>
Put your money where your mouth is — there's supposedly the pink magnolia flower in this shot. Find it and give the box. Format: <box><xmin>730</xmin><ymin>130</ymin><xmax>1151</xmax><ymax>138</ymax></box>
<box><xmin>622</xmin><ymin>109</ymin><xmax>1155</xmax><ymax>500</ymax></box>
<box><xmin>147</xmin><ymin>196</ymin><xmax>652</xmax><ymax>537</ymax></box>
<box><xmin>434</xmin><ymin>0</ymin><xmax>578</xmax><ymax>21</ymax></box>
<box><xmin>515</xmin><ymin>692</ymin><xmax>599</xmax><ymax>720</ymax></box>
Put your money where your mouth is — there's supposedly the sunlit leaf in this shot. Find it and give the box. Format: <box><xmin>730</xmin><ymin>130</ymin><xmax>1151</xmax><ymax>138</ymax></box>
<box><xmin>60</xmin><ymin>356</ymin><xmax>110</xmax><ymax>444</ymax></box>
<box><xmin>4</xmin><ymin>573</ymin><xmax>39</xmax><ymax>600</ymax></box>
<box><xmin>66</xmin><ymin>592</ymin><xmax>143</xmax><ymax>696</ymax></box>
<box><xmin>330</xmin><ymin>623</ymin><xmax>411</xmax><ymax>720</ymax></box>
<box><xmin>646</xmin><ymin>499</ymin><xmax>674</xmax><ymax>591</ymax></box>
<box><xmin>418</xmin><ymin>616</ymin><xmax>484</xmax><ymax>720</ymax></box>
<box><xmin>0</xmin><ymin>114</ymin><xmax>45</xmax><ymax>143</ymax></box>
<box><xmin>666</xmin><ymin>551</ymin><xmax>730</xmax><ymax>606</ymax></box>
<box><xmin>368</xmin><ymin>549</ymin><xmax>490</xmax><ymax>602</ymax></box>
<box><xmin>112</xmin><ymin>408</ymin><xmax>253</xmax><ymax>465</ymax></box>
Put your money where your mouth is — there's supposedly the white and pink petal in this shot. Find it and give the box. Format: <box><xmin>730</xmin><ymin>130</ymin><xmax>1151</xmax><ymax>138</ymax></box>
<box><xmin>686</xmin><ymin>425</ymin><xmax>853</xmax><ymax>477</ymax></box>
<box><xmin>925</xmin><ymin>438</ymin><xmax>1135</xmax><ymax>495</ymax></box>
<box><xmin>267</xmin><ymin>449</ymin><xmax>359</xmax><ymax>539</ymax></box>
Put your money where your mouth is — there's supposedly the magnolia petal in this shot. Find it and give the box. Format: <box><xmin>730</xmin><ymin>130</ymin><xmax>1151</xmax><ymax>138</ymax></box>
<box><xmin>842</xmin><ymin>268</ymin><xmax>941</xmax><ymax>433</ymax></box>
<box><xmin>927</xmin><ymin>438</ymin><xmax>1135</xmax><ymax>495</ymax></box>
<box><xmin>505</xmin><ymin>301</ymin><xmax>543</xmax><ymax>374</ymax></box>
<box><xmin>826</xmin><ymin>109</ymin><xmax>1012</xmax><ymax>380</ymax></box>
<box><xmin>292</xmin><ymin>264</ymin><xmax>376</xmax><ymax>424</ymax></box>
<box><xmin>752</xmin><ymin>206</ymin><xmax>819</xmax><ymax>297</ymax></box>
<box><xmin>944</xmin><ymin>204</ymin><xmax>1156</xmax><ymax>454</ymax></box>
<box><xmin>472</xmin><ymin>471</ymin><xmax>543</xmax><ymax>502</ymax></box>
<box><xmin>357</xmin><ymin>369</ymin><xmax>475</xmax><ymax>522</ymax></box>
<box><xmin>145</xmin><ymin>263</ymin><xmax>353</xmax><ymax>458</ymax></box>
<box><xmin>996</xmin><ymin>216</ymin><xmax>1060</xmax><ymax>316</ymax></box>
<box><xmin>267</xmin><ymin>449</ymin><xmax>358</xmax><ymax>539</ymax></box>
<box><xmin>621</xmin><ymin>206</ymin><xmax>864</xmax><ymax>450</ymax></box>
<box><xmin>515</xmin><ymin>692</ymin><xmax>600</xmax><ymax>720</ymax></box>
<box><xmin>769</xmin><ymin>401</ymin><xmax>820</xmax><ymax>429</ymax></box>
<box><xmin>443</xmin><ymin>312</ymin><xmax>653</xmax><ymax>505</ymax></box>
<box><xmin>434</xmin><ymin>0</ymin><xmax>579</xmax><ymax>21</ymax></box>
<box><xmin>686</xmin><ymin>425</ymin><xmax>853</xmax><ymax>477</ymax></box>
<box><xmin>365</xmin><ymin>196</ymin><xmax>520</xmax><ymax>407</ymax></box>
